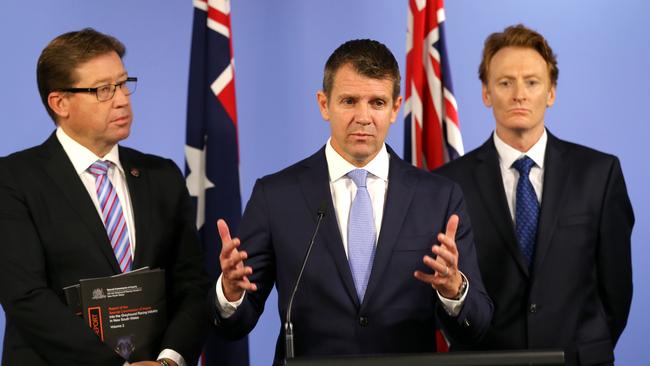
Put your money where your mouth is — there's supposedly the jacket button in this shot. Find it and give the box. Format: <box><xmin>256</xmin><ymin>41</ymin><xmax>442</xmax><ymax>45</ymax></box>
<box><xmin>462</xmin><ymin>318</ymin><xmax>471</xmax><ymax>327</ymax></box>
<box><xmin>359</xmin><ymin>316</ymin><xmax>369</xmax><ymax>327</ymax></box>
<box><xmin>529</xmin><ymin>303</ymin><xmax>537</xmax><ymax>313</ymax></box>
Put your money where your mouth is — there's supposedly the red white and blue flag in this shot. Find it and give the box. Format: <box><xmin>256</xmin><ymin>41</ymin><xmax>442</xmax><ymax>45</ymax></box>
<box><xmin>404</xmin><ymin>0</ymin><xmax>463</xmax><ymax>171</ymax></box>
<box><xmin>404</xmin><ymin>0</ymin><xmax>463</xmax><ymax>352</ymax></box>
<box><xmin>185</xmin><ymin>0</ymin><xmax>248</xmax><ymax>365</ymax></box>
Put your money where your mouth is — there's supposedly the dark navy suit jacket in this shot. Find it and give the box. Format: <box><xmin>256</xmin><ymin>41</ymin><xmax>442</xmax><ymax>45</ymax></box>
<box><xmin>437</xmin><ymin>132</ymin><xmax>634</xmax><ymax>366</ymax></box>
<box><xmin>212</xmin><ymin>145</ymin><xmax>493</xmax><ymax>364</ymax></box>
<box><xmin>0</xmin><ymin>133</ymin><xmax>210</xmax><ymax>365</ymax></box>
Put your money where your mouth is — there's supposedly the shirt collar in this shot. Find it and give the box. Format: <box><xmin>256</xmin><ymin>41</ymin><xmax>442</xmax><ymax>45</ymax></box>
<box><xmin>56</xmin><ymin>127</ymin><xmax>123</xmax><ymax>175</ymax></box>
<box><xmin>493</xmin><ymin>128</ymin><xmax>547</xmax><ymax>169</ymax></box>
<box><xmin>325</xmin><ymin>138</ymin><xmax>390</xmax><ymax>182</ymax></box>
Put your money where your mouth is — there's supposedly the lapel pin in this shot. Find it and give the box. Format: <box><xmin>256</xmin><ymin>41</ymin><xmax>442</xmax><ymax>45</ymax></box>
<box><xmin>130</xmin><ymin>168</ymin><xmax>140</xmax><ymax>177</ymax></box>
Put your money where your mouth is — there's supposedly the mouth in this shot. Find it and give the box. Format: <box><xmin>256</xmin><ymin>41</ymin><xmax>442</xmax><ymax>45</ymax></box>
<box><xmin>111</xmin><ymin>115</ymin><xmax>131</xmax><ymax>125</ymax></box>
<box><xmin>508</xmin><ymin>108</ymin><xmax>530</xmax><ymax>115</ymax></box>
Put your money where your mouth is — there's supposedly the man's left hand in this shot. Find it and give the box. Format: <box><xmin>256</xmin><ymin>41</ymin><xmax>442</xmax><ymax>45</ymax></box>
<box><xmin>414</xmin><ymin>214</ymin><xmax>463</xmax><ymax>299</ymax></box>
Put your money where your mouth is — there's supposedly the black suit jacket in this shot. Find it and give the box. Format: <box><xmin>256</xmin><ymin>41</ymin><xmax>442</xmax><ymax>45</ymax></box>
<box><xmin>211</xmin><ymin>145</ymin><xmax>493</xmax><ymax>364</ymax></box>
<box><xmin>436</xmin><ymin>132</ymin><xmax>634</xmax><ymax>366</ymax></box>
<box><xmin>0</xmin><ymin>133</ymin><xmax>210</xmax><ymax>365</ymax></box>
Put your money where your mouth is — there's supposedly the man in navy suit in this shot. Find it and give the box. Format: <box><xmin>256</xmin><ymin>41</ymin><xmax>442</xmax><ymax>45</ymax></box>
<box><xmin>0</xmin><ymin>29</ymin><xmax>209</xmax><ymax>366</ymax></box>
<box><xmin>211</xmin><ymin>39</ymin><xmax>493</xmax><ymax>364</ymax></box>
<box><xmin>436</xmin><ymin>25</ymin><xmax>634</xmax><ymax>365</ymax></box>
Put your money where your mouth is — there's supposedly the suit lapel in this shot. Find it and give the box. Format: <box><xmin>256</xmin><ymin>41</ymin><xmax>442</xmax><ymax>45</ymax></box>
<box><xmin>473</xmin><ymin>138</ymin><xmax>530</xmax><ymax>277</ymax></box>
<box><xmin>361</xmin><ymin>149</ymin><xmax>416</xmax><ymax>308</ymax></box>
<box><xmin>119</xmin><ymin>148</ymin><xmax>152</xmax><ymax>269</ymax></box>
<box><xmin>298</xmin><ymin>148</ymin><xmax>360</xmax><ymax>307</ymax></box>
<box><xmin>40</xmin><ymin>134</ymin><xmax>121</xmax><ymax>273</ymax></box>
<box><xmin>532</xmin><ymin>133</ymin><xmax>569</xmax><ymax>274</ymax></box>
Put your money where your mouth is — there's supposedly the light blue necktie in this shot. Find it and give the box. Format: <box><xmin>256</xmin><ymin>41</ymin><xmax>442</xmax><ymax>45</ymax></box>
<box><xmin>512</xmin><ymin>156</ymin><xmax>539</xmax><ymax>267</ymax></box>
<box><xmin>347</xmin><ymin>169</ymin><xmax>376</xmax><ymax>302</ymax></box>
<box><xmin>88</xmin><ymin>160</ymin><xmax>132</xmax><ymax>273</ymax></box>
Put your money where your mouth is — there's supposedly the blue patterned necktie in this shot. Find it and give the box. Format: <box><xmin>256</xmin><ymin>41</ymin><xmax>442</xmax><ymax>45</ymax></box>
<box><xmin>347</xmin><ymin>169</ymin><xmax>376</xmax><ymax>302</ymax></box>
<box><xmin>512</xmin><ymin>156</ymin><xmax>539</xmax><ymax>267</ymax></box>
<box><xmin>88</xmin><ymin>160</ymin><xmax>132</xmax><ymax>273</ymax></box>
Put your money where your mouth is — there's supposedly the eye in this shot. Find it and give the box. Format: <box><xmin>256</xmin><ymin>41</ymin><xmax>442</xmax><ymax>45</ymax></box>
<box><xmin>340</xmin><ymin>97</ymin><xmax>355</xmax><ymax>105</ymax></box>
<box><xmin>371</xmin><ymin>99</ymin><xmax>387</xmax><ymax>108</ymax></box>
<box><xmin>498</xmin><ymin>80</ymin><xmax>511</xmax><ymax>87</ymax></box>
<box><xmin>526</xmin><ymin>80</ymin><xmax>540</xmax><ymax>87</ymax></box>
<box><xmin>96</xmin><ymin>84</ymin><xmax>113</xmax><ymax>98</ymax></box>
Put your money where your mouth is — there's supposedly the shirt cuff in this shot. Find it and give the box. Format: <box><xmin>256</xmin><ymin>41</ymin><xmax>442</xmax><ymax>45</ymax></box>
<box><xmin>158</xmin><ymin>349</ymin><xmax>185</xmax><ymax>366</ymax></box>
<box><xmin>436</xmin><ymin>271</ymin><xmax>469</xmax><ymax>317</ymax></box>
<box><xmin>216</xmin><ymin>274</ymin><xmax>245</xmax><ymax>318</ymax></box>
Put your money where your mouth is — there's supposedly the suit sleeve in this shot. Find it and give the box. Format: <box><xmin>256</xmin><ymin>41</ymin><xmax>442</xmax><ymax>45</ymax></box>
<box><xmin>211</xmin><ymin>179</ymin><xmax>276</xmax><ymax>339</ymax></box>
<box><xmin>0</xmin><ymin>161</ymin><xmax>124</xmax><ymax>365</ymax></box>
<box><xmin>437</xmin><ymin>182</ymin><xmax>494</xmax><ymax>344</ymax></box>
<box><xmin>597</xmin><ymin>157</ymin><xmax>634</xmax><ymax>345</ymax></box>
<box><xmin>158</xmin><ymin>160</ymin><xmax>211</xmax><ymax>365</ymax></box>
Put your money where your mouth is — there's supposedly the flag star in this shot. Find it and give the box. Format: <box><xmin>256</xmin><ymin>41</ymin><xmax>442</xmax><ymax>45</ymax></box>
<box><xmin>185</xmin><ymin>142</ymin><xmax>215</xmax><ymax>229</ymax></box>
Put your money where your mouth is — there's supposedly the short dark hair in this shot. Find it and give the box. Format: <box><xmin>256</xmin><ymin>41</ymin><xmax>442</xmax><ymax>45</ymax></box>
<box><xmin>323</xmin><ymin>39</ymin><xmax>401</xmax><ymax>100</ymax></box>
<box><xmin>479</xmin><ymin>24</ymin><xmax>558</xmax><ymax>86</ymax></box>
<box><xmin>37</xmin><ymin>28</ymin><xmax>126</xmax><ymax>122</ymax></box>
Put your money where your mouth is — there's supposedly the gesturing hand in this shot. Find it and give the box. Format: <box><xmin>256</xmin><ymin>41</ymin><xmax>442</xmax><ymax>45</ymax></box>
<box><xmin>217</xmin><ymin>219</ymin><xmax>257</xmax><ymax>302</ymax></box>
<box><xmin>414</xmin><ymin>214</ymin><xmax>463</xmax><ymax>299</ymax></box>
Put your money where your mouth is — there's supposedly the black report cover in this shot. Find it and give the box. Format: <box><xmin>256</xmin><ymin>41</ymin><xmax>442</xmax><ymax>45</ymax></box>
<box><xmin>78</xmin><ymin>268</ymin><xmax>166</xmax><ymax>361</ymax></box>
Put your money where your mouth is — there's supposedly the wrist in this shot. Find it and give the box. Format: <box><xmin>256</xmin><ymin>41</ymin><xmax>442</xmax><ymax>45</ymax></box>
<box><xmin>450</xmin><ymin>273</ymin><xmax>467</xmax><ymax>300</ymax></box>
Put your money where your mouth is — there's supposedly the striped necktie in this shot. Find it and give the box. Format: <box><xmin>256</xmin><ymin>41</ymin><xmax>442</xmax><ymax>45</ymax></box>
<box><xmin>88</xmin><ymin>160</ymin><xmax>132</xmax><ymax>272</ymax></box>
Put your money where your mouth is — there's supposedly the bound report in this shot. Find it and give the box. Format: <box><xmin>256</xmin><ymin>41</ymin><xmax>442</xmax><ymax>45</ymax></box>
<box><xmin>64</xmin><ymin>268</ymin><xmax>167</xmax><ymax>361</ymax></box>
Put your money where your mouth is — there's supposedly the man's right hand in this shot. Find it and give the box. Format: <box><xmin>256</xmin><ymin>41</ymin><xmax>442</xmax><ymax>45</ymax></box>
<box><xmin>217</xmin><ymin>219</ymin><xmax>257</xmax><ymax>302</ymax></box>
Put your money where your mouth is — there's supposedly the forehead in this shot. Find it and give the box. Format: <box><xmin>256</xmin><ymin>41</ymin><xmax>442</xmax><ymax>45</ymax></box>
<box><xmin>330</xmin><ymin>64</ymin><xmax>393</xmax><ymax>98</ymax></box>
<box><xmin>73</xmin><ymin>51</ymin><xmax>127</xmax><ymax>84</ymax></box>
<box><xmin>488</xmin><ymin>46</ymin><xmax>549</xmax><ymax>78</ymax></box>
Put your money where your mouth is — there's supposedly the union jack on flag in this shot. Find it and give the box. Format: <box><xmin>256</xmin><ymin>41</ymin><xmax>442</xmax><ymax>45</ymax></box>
<box><xmin>404</xmin><ymin>0</ymin><xmax>463</xmax><ymax>171</ymax></box>
<box><xmin>185</xmin><ymin>0</ymin><xmax>248</xmax><ymax>365</ymax></box>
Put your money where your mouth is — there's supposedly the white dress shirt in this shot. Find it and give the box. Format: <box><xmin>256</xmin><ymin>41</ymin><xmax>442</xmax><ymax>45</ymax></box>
<box><xmin>56</xmin><ymin>127</ymin><xmax>185</xmax><ymax>366</ymax></box>
<box><xmin>493</xmin><ymin>129</ymin><xmax>547</xmax><ymax>221</ymax></box>
<box><xmin>216</xmin><ymin>139</ymin><xmax>467</xmax><ymax>318</ymax></box>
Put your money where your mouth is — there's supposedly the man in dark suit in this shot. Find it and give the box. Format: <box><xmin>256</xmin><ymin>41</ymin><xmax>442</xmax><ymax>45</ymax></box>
<box><xmin>436</xmin><ymin>25</ymin><xmax>634</xmax><ymax>365</ymax></box>
<box><xmin>0</xmin><ymin>29</ymin><xmax>209</xmax><ymax>366</ymax></box>
<box><xmin>211</xmin><ymin>39</ymin><xmax>493</xmax><ymax>364</ymax></box>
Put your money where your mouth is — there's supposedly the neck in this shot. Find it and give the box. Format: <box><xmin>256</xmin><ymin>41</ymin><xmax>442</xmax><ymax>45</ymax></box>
<box><xmin>495</xmin><ymin>126</ymin><xmax>544</xmax><ymax>153</ymax></box>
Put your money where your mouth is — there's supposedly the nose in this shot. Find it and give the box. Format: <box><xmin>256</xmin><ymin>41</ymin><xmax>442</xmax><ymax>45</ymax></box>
<box><xmin>112</xmin><ymin>85</ymin><xmax>130</xmax><ymax>106</ymax></box>
<box><xmin>512</xmin><ymin>81</ymin><xmax>526</xmax><ymax>103</ymax></box>
<box><xmin>354</xmin><ymin>102</ymin><xmax>371</xmax><ymax>125</ymax></box>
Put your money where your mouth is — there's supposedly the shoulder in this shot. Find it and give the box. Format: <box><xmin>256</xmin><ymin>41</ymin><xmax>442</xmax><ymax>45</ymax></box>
<box><xmin>390</xmin><ymin>153</ymin><xmax>464</xmax><ymax>199</ymax></box>
<box><xmin>255</xmin><ymin>147</ymin><xmax>325</xmax><ymax>186</ymax></box>
<box><xmin>119</xmin><ymin>145</ymin><xmax>182</xmax><ymax>175</ymax></box>
<box><xmin>549</xmin><ymin>135</ymin><xmax>623</xmax><ymax>176</ymax></box>
<box><xmin>0</xmin><ymin>142</ymin><xmax>50</xmax><ymax>179</ymax></box>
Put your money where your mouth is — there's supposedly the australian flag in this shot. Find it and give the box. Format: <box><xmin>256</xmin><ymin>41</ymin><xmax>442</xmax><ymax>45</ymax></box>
<box><xmin>185</xmin><ymin>0</ymin><xmax>248</xmax><ymax>365</ymax></box>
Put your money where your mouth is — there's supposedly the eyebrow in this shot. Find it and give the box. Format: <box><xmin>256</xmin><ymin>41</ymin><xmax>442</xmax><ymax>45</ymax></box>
<box><xmin>90</xmin><ymin>72</ymin><xmax>129</xmax><ymax>86</ymax></box>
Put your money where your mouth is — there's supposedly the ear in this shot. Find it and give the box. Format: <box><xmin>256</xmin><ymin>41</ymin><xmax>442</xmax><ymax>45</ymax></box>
<box><xmin>389</xmin><ymin>95</ymin><xmax>403</xmax><ymax>124</ymax></box>
<box><xmin>317</xmin><ymin>90</ymin><xmax>330</xmax><ymax>121</ymax></box>
<box><xmin>482</xmin><ymin>83</ymin><xmax>492</xmax><ymax>107</ymax></box>
<box><xmin>48</xmin><ymin>91</ymin><xmax>70</xmax><ymax>120</ymax></box>
<box><xmin>546</xmin><ymin>84</ymin><xmax>556</xmax><ymax>107</ymax></box>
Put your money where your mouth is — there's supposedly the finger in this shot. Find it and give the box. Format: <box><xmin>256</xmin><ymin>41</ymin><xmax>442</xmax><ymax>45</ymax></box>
<box><xmin>445</xmin><ymin>214</ymin><xmax>459</xmax><ymax>242</ymax></box>
<box><xmin>235</xmin><ymin>279</ymin><xmax>258</xmax><ymax>292</ymax></box>
<box><xmin>437</xmin><ymin>231</ymin><xmax>459</xmax><ymax>256</ymax></box>
<box><xmin>223</xmin><ymin>265</ymin><xmax>253</xmax><ymax>281</ymax></box>
<box><xmin>432</xmin><ymin>243</ymin><xmax>457</xmax><ymax>267</ymax></box>
<box><xmin>422</xmin><ymin>254</ymin><xmax>448</xmax><ymax>274</ymax></box>
<box><xmin>414</xmin><ymin>270</ymin><xmax>446</xmax><ymax>287</ymax></box>
<box><xmin>222</xmin><ymin>248</ymin><xmax>248</xmax><ymax>272</ymax></box>
<box><xmin>217</xmin><ymin>219</ymin><xmax>233</xmax><ymax>245</ymax></box>
<box><xmin>413</xmin><ymin>270</ymin><xmax>437</xmax><ymax>285</ymax></box>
